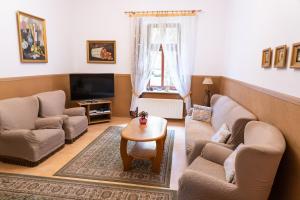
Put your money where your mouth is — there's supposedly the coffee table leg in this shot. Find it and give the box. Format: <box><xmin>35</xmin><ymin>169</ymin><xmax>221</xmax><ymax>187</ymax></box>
<box><xmin>152</xmin><ymin>138</ymin><xmax>164</xmax><ymax>173</ymax></box>
<box><xmin>120</xmin><ymin>137</ymin><xmax>132</xmax><ymax>171</ymax></box>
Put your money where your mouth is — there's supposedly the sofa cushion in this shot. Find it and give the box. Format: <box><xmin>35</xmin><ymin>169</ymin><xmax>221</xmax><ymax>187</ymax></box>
<box><xmin>211</xmin><ymin>123</ymin><xmax>231</xmax><ymax>143</ymax></box>
<box><xmin>211</xmin><ymin>96</ymin><xmax>238</xmax><ymax>131</ymax></box>
<box><xmin>0</xmin><ymin>96</ymin><xmax>39</xmax><ymax>130</ymax></box>
<box><xmin>191</xmin><ymin>105</ymin><xmax>212</xmax><ymax>122</ymax></box>
<box><xmin>185</xmin><ymin>116</ymin><xmax>214</xmax><ymax>154</ymax></box>
<box><xmin>36</xmin><ymin>90</ymin><xmax>66</xmax><ymax>117</ymax></box>
<box><xmin>188</xmin><ymin>156</ymin><xmax>226</xmax><ymax>181</ymax></box>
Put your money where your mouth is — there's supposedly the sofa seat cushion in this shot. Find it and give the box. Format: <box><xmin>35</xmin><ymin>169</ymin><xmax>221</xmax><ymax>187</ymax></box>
<box><xmin>0</xmin><ymin>96</ymin><xmax>39</xmax><ymax>130</ymax></box>
<box><xmin>63</xmin><ymin>116</ymin><xmax>88</xmax><ymax>140</ymax></box>
<box><xmin>185</xmin><ymin>116</ymin><xmax>214</xmax><ymax>154</ymax></box>
<box><xmin>36</xmin><ymin>90</ymin><xmax>66</xmax><ymax>117</ymax></box>
<box><xmin>188</xmin><ymin>156</ymin><xmax>226</xmax><ymax>181</ymax></box>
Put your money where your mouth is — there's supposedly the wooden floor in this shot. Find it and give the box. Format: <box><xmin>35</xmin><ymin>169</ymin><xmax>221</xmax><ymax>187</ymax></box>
<box><xmin>0</xmin><ymin>117</ymin><xmax>187</xmax><ymax>191</ymax></box>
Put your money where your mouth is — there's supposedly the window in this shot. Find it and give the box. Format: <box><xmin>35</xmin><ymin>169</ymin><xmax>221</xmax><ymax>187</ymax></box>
<box><xmin>147</xmin><ymin>23</ymin><xmax>180</xmax><ymax>91</ymax></box>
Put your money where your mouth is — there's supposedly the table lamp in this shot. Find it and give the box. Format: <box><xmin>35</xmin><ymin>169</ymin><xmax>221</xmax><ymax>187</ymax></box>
<box><xmin>202</xmin><ymin>77</ymin><xmax>213</xmax><ymax>106</ymax></box>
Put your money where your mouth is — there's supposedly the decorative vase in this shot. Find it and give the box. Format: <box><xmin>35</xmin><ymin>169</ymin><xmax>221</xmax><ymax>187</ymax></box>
<box><xmin>139</xmin><ymin>117</ymin><xmax>147</xmax><ymax>125</ymax></box>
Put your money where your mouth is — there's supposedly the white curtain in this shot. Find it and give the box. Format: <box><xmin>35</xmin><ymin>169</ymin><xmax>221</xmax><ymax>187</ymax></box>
<box><xmin>164</xmin><ymin>17</ymin><xmax>197</xmax><ymax>111</ymax></box>
<box><xmin>130</xmin><ymin>16</ymin><xmax>198</xmax><ymax>112</ymax></box>
<box><xmin>129</xmin><ymin>18</ymin><xmax>160</xmax><ymax>111</ymax></box>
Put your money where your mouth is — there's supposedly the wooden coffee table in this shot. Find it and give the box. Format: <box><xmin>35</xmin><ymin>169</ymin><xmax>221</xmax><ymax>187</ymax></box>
<box><xmin>120</xmin><ymin>116</ymin><xmax>167</xmax><ymax>173</ymax></box>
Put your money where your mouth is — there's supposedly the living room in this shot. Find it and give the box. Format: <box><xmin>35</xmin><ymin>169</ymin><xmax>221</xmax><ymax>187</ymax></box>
<box><xmin>0</xmin><ymin>0</ymin><xmax>299</xmax><ymax>200</ymax></box>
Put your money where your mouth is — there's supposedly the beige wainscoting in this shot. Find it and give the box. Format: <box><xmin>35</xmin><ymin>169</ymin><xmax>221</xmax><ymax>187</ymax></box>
<box><xmin>220</xmin><ymin>77</ymin><xmax>300</xmax><ymax>200</ymax></box>
<box><xmin>0</xmin><ymin>74</ymin><xmax>70</xmax><ymax>104</ymax></box>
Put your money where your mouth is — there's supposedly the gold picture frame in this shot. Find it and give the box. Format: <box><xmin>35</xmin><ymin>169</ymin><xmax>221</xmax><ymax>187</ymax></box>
<box><xmin>87</xmin><ymin>40</ymin><xmax>116</xmax><ymax>64</ymax></box>
<box><xmin>290</xmin><ymin>42</ymin><xmax>300</xmax><ymax>68</ymax></box>
<box><xmin>262</xmin><ymin>48</ymin><xmax>272</xmax><ymax>68</ymax></box>
<box><xmin>17</xmin><ymin>11</ymin><xmax>48</xmax><ymax>63</ymax></box>
<box><xmin>274</xmin><ymin>45</ymin><xmax>288</xmax><ymax>68</ymax></box>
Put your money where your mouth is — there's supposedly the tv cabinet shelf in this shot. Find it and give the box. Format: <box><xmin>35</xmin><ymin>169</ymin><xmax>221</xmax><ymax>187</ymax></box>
<box><xmin>77</xmin><ymin>100</ymin><xmax>112</xmax><ymax>125</ymax></box>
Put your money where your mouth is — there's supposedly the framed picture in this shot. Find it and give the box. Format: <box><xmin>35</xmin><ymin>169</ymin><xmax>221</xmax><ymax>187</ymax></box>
<box><xmin>17</xmin><ymin>11</ymin><xmax>48</xmax><ymax>63</ymax></box>
<box><xmin>261</xmin><ymin>48</ymin><xmax>272</xmax><ymax>68</ymax></box>
<box><xmin>290</xmin><ymin>42</ymin><xmax>300</xmax><ymax>68</ymax></box>
<box><xmin>274</xmin><ymin>45</ymin><xmax>288</xmax><ymax>68</ymax></box>
<box><xmin>87</xmin><ymin>40</ymin><xmax>116</xmax><ymax>64</ymax></box>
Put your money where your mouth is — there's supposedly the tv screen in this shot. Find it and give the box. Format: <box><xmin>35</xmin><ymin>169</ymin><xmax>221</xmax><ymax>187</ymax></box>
<box><xmin>70</xmin><ymin>73</ymin><xmax>114</xmax><ymax>100</ymax></box>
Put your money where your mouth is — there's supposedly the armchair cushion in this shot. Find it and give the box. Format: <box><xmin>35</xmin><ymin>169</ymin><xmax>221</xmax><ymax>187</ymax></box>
<box><xmin>35</xmin><ymin>117</ymin><xmax>63</xmax><ymax>130</ymax></box>
<box><xmin>63</xmin><ymin>107</ymin><xmax>86</xmax><ymax>116</ymax></box>
<box><xmin>0</xmin><ymin>96</ymin><xmax>39</xmax><ymax>130</ymax></box>
<box><xmin>201</xmin><ymin>143</ymin><xmax>233</xmax><ymax>165</ymax></box>
<box><xmin>36</xmin><ymin>90</ymin><xmax>66</xmax><ymax>117</ymax></box>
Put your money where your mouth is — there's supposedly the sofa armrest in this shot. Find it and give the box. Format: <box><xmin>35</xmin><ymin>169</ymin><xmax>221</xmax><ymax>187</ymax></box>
<box><xmin>35</xmin><ymin>117</ymin><xmax>63</xmax><ymax>130</ymax></box>
<box><xmin>178</xmin><ymin>169</ymin><xmax>238</xmax><ymax>200</ymax></box>
<box><xmin>201</xmin><ymin>143</ymin><xmax>233</xmax><ymax>165</ymax></box>
<box><xmin>188</xmin><ymin>139</ymin><xmax>233</xmax><ymax>164</ymax></box>
<box><xmin>64</xmin><ymin>107</ymin><xmax>86</xmax><ymax>116</ymax></box>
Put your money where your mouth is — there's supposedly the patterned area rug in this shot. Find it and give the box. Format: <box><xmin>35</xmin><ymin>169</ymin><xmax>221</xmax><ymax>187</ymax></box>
<box><xmin>0</xmin><ymin>173</ymin><xmax>177</xmax><ymax>200</ymax></box>
<box><xmin>55</xmin><ymin>126</ymin><xmax>174</xmax><ymax>187</ymax></box>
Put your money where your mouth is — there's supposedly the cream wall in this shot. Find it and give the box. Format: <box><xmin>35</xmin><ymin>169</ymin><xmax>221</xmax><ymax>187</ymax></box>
<box><xmin>70</xmin><ymin>0</ymin><xmax>228</xmax><ymax>75</ymax></box>
<box><xmin>223</xmin><ymin>0</ymin><xmax>300</xmax><ymax>98</ymax></box>
<box><xmin>0</xmin><ymin>0</ymin><xmax>72</xmax><ymax>78</ymax></box>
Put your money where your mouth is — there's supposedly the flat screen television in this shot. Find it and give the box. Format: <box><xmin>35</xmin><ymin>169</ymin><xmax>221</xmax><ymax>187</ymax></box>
<box><xmin>70</xmin><ymin>73</ymin><xmax>114</xmax><ymax>100</ymax></box>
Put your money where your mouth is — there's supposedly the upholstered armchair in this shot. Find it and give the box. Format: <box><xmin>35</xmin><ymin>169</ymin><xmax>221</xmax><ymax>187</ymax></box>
<box><xmin>0</xmin><ymin>96</ymin><xmax>65</xmax><ymax>166</ymax></box>
<box><xmin>178</xmin><ymin>121</ymin><xmax>286</xmax><ymax>200</ymax></box>
<box><xmin>36</xmin><ymin>90</ymin><xmax>88</xmax><ymax>143</ymax></box>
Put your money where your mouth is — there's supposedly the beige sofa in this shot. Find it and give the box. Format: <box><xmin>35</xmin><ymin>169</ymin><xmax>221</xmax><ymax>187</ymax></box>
<box><xmin>186</xmin><ymin>94</ymin><xmax>256</xmax><ymax>164</ymax></box>
<box><xmin>178</xmin><ymin>121</ymin><xmax>286</xmax><ymax>200</ymax></box>
<box><xmin>36</xmin><ymin>90</ymin><xmax>88</xmax><ymax>143</ymax></box>
<box><xmin>0</xmin><ymin>96</ymin><xmax>65</xmax><ymax>166</ymax></box>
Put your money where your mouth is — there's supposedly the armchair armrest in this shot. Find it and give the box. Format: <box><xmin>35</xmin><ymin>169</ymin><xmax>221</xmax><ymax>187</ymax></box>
<box><xmin>188</xmin><ymin>139</ymin><xmax>233</xmax><ymax>164</ymax></box>
<box><xmin>35</xmin><ymin>117</ymin><xmax>63</xmax><ymax>130</ymax></box>
<box><xmin>0</xmin><ymin>129</ymin><xmax>37</xmax><ymax>145</ymax></box>
<box><xmin>201</xmin><ymin>143</ymin><xmax>233</xmax><ymax>165</ymax></box>
<box><xmin>64</xmin><ymin>107</ymin><xmax>86</xmax><ymax>116</ymax></box>
<box><xmin>178</xmin><ymin>169</ymin><xmax>238</xmax><ymax>200</ymax></box>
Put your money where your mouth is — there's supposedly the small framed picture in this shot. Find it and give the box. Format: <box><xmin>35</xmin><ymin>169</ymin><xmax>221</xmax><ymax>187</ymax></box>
<box><xmin>87</xmin><ymin>40</ymin><xmax>116</xmax><ymax>64</ymax></box>
<box><xmin>290</xmin><ymin>42</ymin><xmax>300</xmax><ymax>68</ymax></box>
<box><xmin>261</xmin><ymin>48</ymin><xmax>272</xmax><ymax>68</ymax></box>
<box><xmin>17</xmin><ymin>11</ymin><xmax>48</xmax><ymax>63</ymax></box>
<box><xmin>274</xmin><ymin>45</ymin><xmax>288</xmax><ymax>68</ymax></box>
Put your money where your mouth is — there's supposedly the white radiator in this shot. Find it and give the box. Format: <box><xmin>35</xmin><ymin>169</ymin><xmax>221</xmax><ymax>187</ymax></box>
<box><xmin>137</xmin><ymin>98</ymin><xmax>183</xmax><ymax>119</ymax></box>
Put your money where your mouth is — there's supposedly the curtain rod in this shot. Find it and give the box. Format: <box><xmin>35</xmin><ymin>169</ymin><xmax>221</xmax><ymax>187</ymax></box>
<box><xmin>124</xmin><ymin>10</ymin><xmax>201</xmax><ymax>17</ymax></box>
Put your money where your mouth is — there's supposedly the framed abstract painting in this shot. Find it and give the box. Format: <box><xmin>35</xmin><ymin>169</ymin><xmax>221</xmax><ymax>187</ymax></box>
<box><xmin>86</xmin><ymin>40</ymin><xmax>116</xmax><ymax>64</ymax></box>
<box><xmin>17</xmin><ymin>11</ymin><xmax>48</xmax><ymax>63</ymax></box>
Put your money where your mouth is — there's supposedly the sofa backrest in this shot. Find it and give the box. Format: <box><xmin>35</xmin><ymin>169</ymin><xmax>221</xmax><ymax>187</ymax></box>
<box><xmin>0</xmin><ymin>96</ymin><xmax>39</xmax><ymax>130</ymax></box>
<box><xmin>36</xmin><ymin>90</ymin><xmax>66</xmax><ymax>117</ymax></box>
<box><xmin>210</xmin><ymin>94</ymin><xmax>256</xmax><ymax>147</ymax></box>
<box><xmin>235</xmin><ymin>121</ymin><xmax>285</xmax><ymax>199</ymax></box>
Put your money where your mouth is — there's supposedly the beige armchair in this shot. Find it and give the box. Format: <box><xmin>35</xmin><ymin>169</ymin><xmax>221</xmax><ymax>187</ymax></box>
<box><xmin>0</xmin><ymin>96</ymin><xmax>65</xmax><ymax>166</ymax></box>
<box><xmin>36</xmin><ymin>90</ymin><xmax>88</xmax><ymax>143</ymax></box>
<box><xmin>178</xmin><ymin>121</ymin><xmax>286</xmax><ymax>200</ymax></box>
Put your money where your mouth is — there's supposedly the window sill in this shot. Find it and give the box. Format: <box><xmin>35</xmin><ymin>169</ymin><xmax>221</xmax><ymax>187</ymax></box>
<box><xmin>143</xmin><ymin>90</ymin><xmax>179</xmax><ymax>95</ymax></box>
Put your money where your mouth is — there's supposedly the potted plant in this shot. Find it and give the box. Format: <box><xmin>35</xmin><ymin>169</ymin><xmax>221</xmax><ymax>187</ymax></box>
<box><xmin>138</xmin><ymin>111</ymin><xmax>148</xmax><ymax>125</ymax></box>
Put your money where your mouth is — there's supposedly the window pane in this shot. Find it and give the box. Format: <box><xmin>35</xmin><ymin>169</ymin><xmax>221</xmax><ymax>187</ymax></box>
<box><xmin>149</xmin><ymin>51</ymin><xmax>162</xmax><ymax>86</ymax></box>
